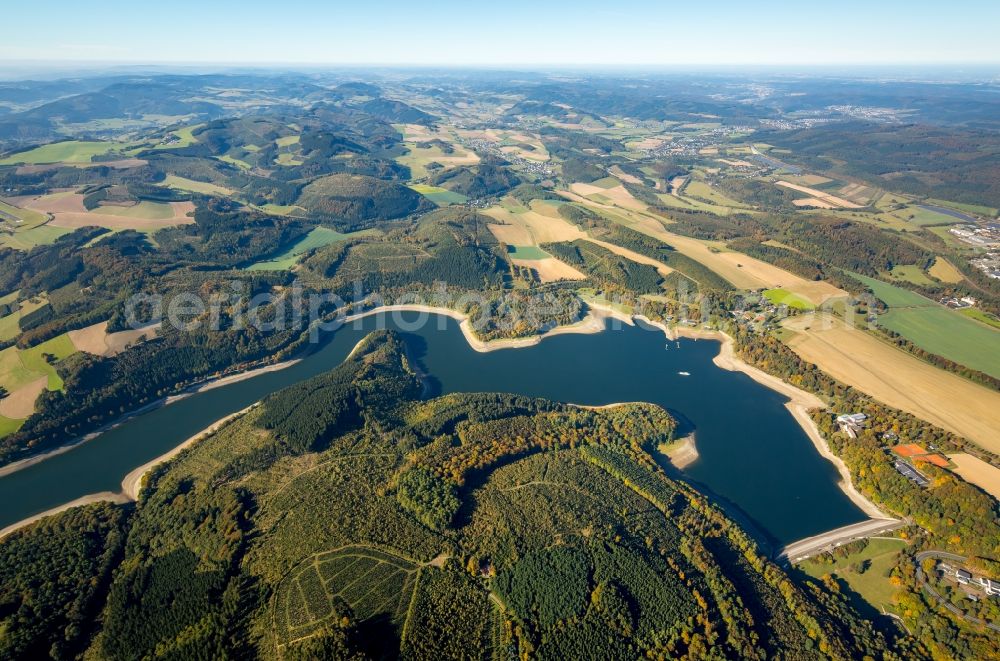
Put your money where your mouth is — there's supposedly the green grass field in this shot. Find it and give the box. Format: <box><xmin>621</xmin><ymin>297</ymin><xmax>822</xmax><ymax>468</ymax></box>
<box><xmin>763</xmin><ymin>288</ymin><xmax>815</xmax><ymax>311</ymax></box>
<box><xmin>162</xmin><ymin>174</ymin><xmax>232</xmax><ymax>196</ymax></box>
<box><xmin>883</xmin><ymin>206</ymin><xmax>962</xmax><ymax>227</ymax></box>
<box><xmin>274</xmin><ymin>152</ymin><xmax>304</xmax><ymax>166</ymax></box>
<box><xmin>798</xmin><ymin>538</ymin><xmax>907</xmax><ymax>612</ymax></box>
<box><xmin>245</xmin><ymin>227</ymin><xmax>377</xmax><ymax>271</ymax></box>
<box><xmin>684</xmin><ymin>180</ymin><xmax>750</xmax><ymax>210</ymax></box>
<box><xmin>885</xmin><ymin>265</ymin><xmax>934</xmax><ymax>287</ymax></box>
<box><xmin>853</xmin><ymin>273</ymin><xmax>1000</xmax><ymax>378</ymax></box>
<box><xmin>258</xmin><ymin>203</ymin><xmax>307</xmax><ymax>217</ymax></box>
<box><xmin>0</xmin><ymin>346</ymin><xmax>41</xmax><ymax>393</ymax></box>
<box><xmin>507</xmin><ymin>245</ymin><xmax>550</xmax><ymax>260</ymax></box>
<box><xmin>96</xmin><ymin>201</ymin><xmax>176</xmax><ymax>220</ymax></box>
<box><xmin>218</xmin><ymin>154</ymin><xmax>251</xmax><ymax>170</ymax></box>
<box><xmin>0</xmin><ymin>140</ymin><xmax>117</xmax><ymax>165</ymax></box>
<box><xmin>20</xmin><ymin>333</ymin><xmax>78</xmax><ymax>391</ymax></box>
<box><xmin>0</xmin><ymin>200</ymin><xmax>48</xmax><ymax>227</ymax></box>
<box><xmin>926</xmin><ymin>198</ymin><xmax>998</xmax><ymax>218</ymax></box>
<box><xmin>0</xmin><ymin>415</ymin><xmax>24</xmax><ymax>438</ymax></box>
<box><xmin>0</xmin><ymin>225</ymin><xmax>72</xmax><ymax>250</ymax></box>
<box><xmin>959</xmin><ymin>307</ymin><xmax>1000</xmax><ymax>330</ymax></box>
<box><xmin>157</xmin><ymin>125</ymin><xmax>201</xmax><ymax>149</ymax></box>
<box><xmin>409</xmin><ymin>184</ymin><xmax>468</xmax><ymax>206</ymax></box>
<box><xmin>0</xmin><ymin>297</ymin><xmax>48</xmax><ymax>342</ymax></box>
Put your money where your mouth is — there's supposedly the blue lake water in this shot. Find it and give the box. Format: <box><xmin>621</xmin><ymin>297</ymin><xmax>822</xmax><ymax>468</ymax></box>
<box><xmin>0</xmin><ymin>313</ymin><xmax>866</xmax><ymax>545</ymax></box>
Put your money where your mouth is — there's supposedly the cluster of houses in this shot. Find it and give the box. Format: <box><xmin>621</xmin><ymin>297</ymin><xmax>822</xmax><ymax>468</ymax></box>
<box><xmin>938</xmin><ymin>561</ymin><xmax>1000</xmax><ymax>599</ymax></box>
<box><xmin>950</xmin><ymin>223</ymin><xmax>1000</xmax><ymax>249</ymax></box>
<box><xmin>971</xmin><ymin>251</ymin><xmax>1000</xmax><ymax>280</ymax></box>
<box><xmin>835</xmin><ymin>412</ymin><xmax>867</xmax><ymax>439</ymax></box>
<box><xmin>835</xmin><ymin>413</ymin><xmax>952</xmax><ymax>489</ymax></box>
<box><xmin>939</xmin><ymin>295</ymin><xmax>978</xmax><ymax>309</ymax></box>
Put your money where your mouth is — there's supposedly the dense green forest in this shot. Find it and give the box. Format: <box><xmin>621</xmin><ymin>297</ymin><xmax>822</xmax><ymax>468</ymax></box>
<box><xmin>0</xmin><ymin>332</ymin><xmax>905</xmax><ymax>660</ymax></box>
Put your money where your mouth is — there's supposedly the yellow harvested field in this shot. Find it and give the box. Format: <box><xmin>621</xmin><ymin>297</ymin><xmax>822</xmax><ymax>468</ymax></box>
<box><xmin>484</xmin><ymin>205</ymin><xmax>587</xmax><ymax>244</ymax></box>
<box><xmin>49</xmin><ymin>201</ymin><xmax>195</xmax><ymax>231</ymax></box>
<box><xmin>557</xmin><ymin>189</ymin><xmax>845</xmax><ymax>303</ymax></box>
<box><xmin>24</xmin><ymin>191</ymin><xmax>87</xmax><ymax>213</ymax></box>
<box><xmin>0</xmin><ymin>376</ymin><xmax>46</xmax><ymax>419</ymax></box>
<box><xmin>947</xmin><ymin>453</ymin><xmax>1000</xmax><ymax>500</ymax></box>
<box><xmin>776</xmin><ymin>181</ymin><xmax>863</xmax><ymax>209</ymax></box>
<box><xmin>629</xmin><ymin>137</ymin><xmax>668</xmax><ymax>150</ymax></box>
<box><xmin>782</xmin><ymin>174</ymin><xmax>832</xmax><ymax>186</ymax></box>
<box><xmin>608</xmin><ymin>166</ymin><xmax>642</xmax><ymax>185</ymax></box>
<box><xmin>783</xmin><ymin>314</ymin><xmax>1000</xmax><ymax>453</ymax></box>
<box><xmin>68</xmin><ymin>321</ymin><xmax>158</xmax><ymax>357</ymax></box>
<box><xmin>793</xmin><ymin>197</ymin><xmax>838</xmax><ymax>209</ymax></box>
<box><xmin>717</xmin><ymin>158</ymin><xmax>753</xmax><ymax>167</ymax></box>
<box><xmin>485</xmin><ymin>202</ymin><xmax>673</xmax><ymax>276</ymax></box>
<box><xmin>512</xmin><ymin>257</ymin><xmax>586</xmax><ymax>282</ymax></box>
<box><xmin>570</xmin><ymin>182</ymin><xmax>648</xmax><ymax>211</ymax></box>
<box><xmin>928</xmin><ymin>257</ymin><xmax>964</xmax><ymax>283</ymax></box>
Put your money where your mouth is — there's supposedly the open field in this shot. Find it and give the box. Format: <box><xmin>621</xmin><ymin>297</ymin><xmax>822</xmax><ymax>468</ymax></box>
<box><xmin>408</xmin><ymin>184</ymin><xmax>468</xmax><ymax>206</ymax></box>
<box><xmin>797</xmin><ymin>538</ymin><xmax>907</xmax><ymax>612</ymax></box>
<box><xmin>928</xmin><ymin>257</ymin><xmax>964</xmax><ymax>283</ymax></box>
<box><xmin>48</xmin><ymin>201</ymin><xmax>195</xmax><ymax>232</ymax></box>
<box><xmin>96</xmin><ymin>201</ymin><xmax>179</xmax><ymax>220</ymax></box>
<box><xmin>162</xmin><ymin>174</ymin><xmax>233</xmax><ymax>196</ymax></box>
<box><xmin>246</xmin><ymin>226</ymin><xmax>378</xmax><ymax>270</ymax></box>
<box><xmin>764</xmin><ymin>288</ymin><xmax>815</xmax><ymax>310</ymax></box>
<box><xmin>0</xmin><ymin>297</ymin><xmax>48</xmax><ymax>342</ymax></box>
<box><xmin>0</xmin><ymin>225</ymin><xmax>72</xmax><ymax>250</ymax></box>
<box><xmin>853</xmin><ymin>273</ymin><xmax>1000</xmax><ymax>379</ymax></box>
<box><xmin>925</xmin><ymin>198</ymin><xmax>998</xmax><ymax>218</ymax></box>
<box><xmin>559</xmin><ymin>189</ymin><xmax>847</xmax><ymax>303</ymax></box>
<box><xmin>570</xmin><ymin>182</ymin><xmax>649</xmax><ymax>211</ymax></box>
<box><xmin>775</xmin><ymin>181</ymin><xmax>863</xmax><ymax>209</ymax></box>
<box><xmin>68</xmin><ymin>321</ymin><xmax>158</xmax><ymax>357</ymax></box>
<box><xmin>156</xmin><ymin>125</ymin><xmax>201</xmax><ymax>149</ymax></box>
<box><xmin>485</xmin><ymin>200</ymin><xmax>674</xmax><ymax>276</ymax></box>
<box><xmin>0</xmin><ymin>199</ymin><xmax>48</xmax><ymax>227</ymax></box>
<box><xmin>395</xmin><ymin>125</ymin><xmax>478</xmax><ymax>179</ymax></box>
<box><xmin>0</xmin><ymin>140</ymin><xmax>119</xmax><ymax>165</ymax></box>
<box><xmin>878</xmin><ymin>205</ymin><xmax>962</xmax><ymax>227</ymax></box>
<box><xmin>959</xmin><ymin>307</ymin><xmax>1000</xmax><ymax>330</ymax></box>
<box><xmin>946</xmin><ymin>453</ymin><xmax>1000</xmax><ymax>501</ymax></box>
<box><xmin>885</xmin><ymin>265</ymin><xmax>934</xmax><ymax>287</ymax></box>
<box><xmin>0</xmin><ymin>376</ymin><xmax>46</xmax><ymax>419</ymax></box>
<box><xmin>514</xmin><ymin>257</ymin><xmax>586</xmax><ymax>282</ymax></box>
<box><xmin>782</xmin><ymin>314</ymin><xmax>1000</xmax><ymax>453</ymax></box>
<box><xmin>780</xmin><ymin>174</ymin><xmax>833</xmax><ymax>187</ymax></box>
<box><xmin>506</xmin><ymin>245</ymin><xmax>549</xmax><ymax>260</ymax></box>
<box><xmin>684</xmin><ymin>179</ymin><xmax>751</xmax><ymax>209</ymax></box>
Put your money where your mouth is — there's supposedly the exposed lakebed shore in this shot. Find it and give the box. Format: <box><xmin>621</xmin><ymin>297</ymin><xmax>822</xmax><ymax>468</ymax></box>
<box><xmin>0</xmin><ymin>304</ymin><xmax>881</xmax><ymax>544</ymax></box>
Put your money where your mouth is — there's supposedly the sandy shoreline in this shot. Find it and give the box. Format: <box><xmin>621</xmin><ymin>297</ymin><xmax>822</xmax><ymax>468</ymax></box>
<box><xmin>662</xmin><ymin>433</ymin><xmax>699</xmax><ymax>470</ymax></box>
<box><xmin>0</xmin><ymin>301</ymin><xmax>888</xmax><ymax>538</ymax></box>
<box><xmin>0</xmin><ymin>358</ymin><xmax>300</xmax><ymax>480</ymax></box>
<box><xmin>663</xmin><ymin>323</ymin><xmax>890</xmax><ymax>520</ymax></box>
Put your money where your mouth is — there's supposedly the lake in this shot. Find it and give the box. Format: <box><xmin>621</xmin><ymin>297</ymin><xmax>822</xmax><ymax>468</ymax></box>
<box><xmin>0</xmin><ymin>312</ymin><xmax>867</xmax><ymax>545</ymax></box>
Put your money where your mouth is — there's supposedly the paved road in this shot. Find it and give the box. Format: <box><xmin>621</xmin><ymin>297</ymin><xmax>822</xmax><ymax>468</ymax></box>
<box><xmin>777</xmin><ymin>518</ymin><xmax>905</xmax><ymax>563</ymax></box>
<box><xmin>914</xmin><ymin>550</ymin><xmax>1000</xmax><ymax>633</ymax></box>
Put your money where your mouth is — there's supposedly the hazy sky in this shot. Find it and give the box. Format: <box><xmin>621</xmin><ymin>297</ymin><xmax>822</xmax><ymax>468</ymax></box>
<box><xmin>5</xmin><ymin>0</ymin><xmax>999</xmax><ymax>66</ymax></box>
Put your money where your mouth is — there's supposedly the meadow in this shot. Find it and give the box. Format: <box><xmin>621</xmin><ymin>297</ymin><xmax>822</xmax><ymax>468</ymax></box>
<box><xmin>782</xmin><ymin>313</ymin><xmax>1000</xmax><ymax>452</ymax></box>
<box><xmin>764</xmin><ymin>288</ymin><xmax>815</xmax><ymax>310</ymax></box>
<box><xmin>245</xmin><ymin>227</ymin><xmax>377</xmax><ymax>270</ymax></box>
<box><xmin>162</xmin><ymin>174</ymin><xmax>233</xmax><ymax>196</ymax></box>
<box><xmin>409</xmin><ymin>184</ymin><xmax>468</xmax><ymax>206</ymax></box>
<box><xmin>0</xmin><ymin>140</ymin><xmax>118</xmax><ymax>165</ymax></box>
<box><xmin>853</xmin><ymin>273</ymin><xmax>1000</xmax><ymax>379</ymax></box>
<box><xmin>798</xmin><ymin>538</ymin><xmax>907</xmax><ymax>613</ymax></box>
